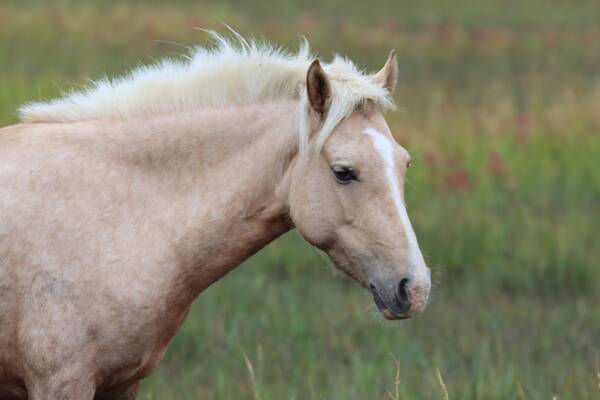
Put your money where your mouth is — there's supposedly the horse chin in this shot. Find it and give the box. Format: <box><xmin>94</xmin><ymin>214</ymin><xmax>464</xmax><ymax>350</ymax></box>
<box><xmin>380</xmin><ymin>308</ymin><xmax>410</xmax><ymax>320</ymax></box>
<box><xmin>381</xmin><ymin>308</ymin><xmax>400</xmax><ymax>320</ymax></box>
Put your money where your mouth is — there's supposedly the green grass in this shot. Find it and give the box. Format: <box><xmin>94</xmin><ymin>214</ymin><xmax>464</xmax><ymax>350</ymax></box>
<box><xmin>1</xmin><ymin>1</ymin><xmax>599</xmax><ymax>398</ymax></box>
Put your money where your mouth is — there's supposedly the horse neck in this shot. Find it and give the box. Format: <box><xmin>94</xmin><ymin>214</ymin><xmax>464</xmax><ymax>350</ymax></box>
<box><xmin>113</xmin><ymin>100</ymin><xmax>299</xmax><ymax>301</ymax></box>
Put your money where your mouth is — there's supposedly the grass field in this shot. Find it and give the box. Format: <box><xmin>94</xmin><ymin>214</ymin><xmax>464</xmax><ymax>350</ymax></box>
<box><xmin>1</xmin><ymin>1</ymin><xmax>599</xmax><ymax>398</ymax></box>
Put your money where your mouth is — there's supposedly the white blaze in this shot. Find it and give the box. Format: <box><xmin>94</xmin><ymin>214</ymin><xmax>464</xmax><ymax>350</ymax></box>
<box><xmin>364</xmin><ymin>128</ymin><xmax>429</xmax><ymax>282</ymax></box>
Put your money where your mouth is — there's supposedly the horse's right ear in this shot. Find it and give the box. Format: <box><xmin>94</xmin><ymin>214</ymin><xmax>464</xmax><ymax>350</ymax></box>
<box><xmin>371</xmin><ymin>49</ymin><xmax>398</xmax><ymax>95</ymax></box>
<box><xmin>306</xmin><ymin>60</ymin><xmax>331</xmax><ymax>118</ymax></box>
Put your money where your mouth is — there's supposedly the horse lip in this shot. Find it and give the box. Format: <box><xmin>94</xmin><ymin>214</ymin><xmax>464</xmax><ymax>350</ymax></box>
<box><xmin>371</xmin><ymin>288</ymin><xmax>387</xmax><ymax>310</ymax></box>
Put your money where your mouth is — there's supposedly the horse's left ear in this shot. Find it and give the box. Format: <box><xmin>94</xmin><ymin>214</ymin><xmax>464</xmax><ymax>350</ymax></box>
<box><xmin>306</xmin><ymin>59</ymin><xmax>331</xmax><ymax>118</ymax></box>
<box><xmin>372</xmin><ymin>49</ymin><xmax>398</xmax><ymax>95</ymax></box>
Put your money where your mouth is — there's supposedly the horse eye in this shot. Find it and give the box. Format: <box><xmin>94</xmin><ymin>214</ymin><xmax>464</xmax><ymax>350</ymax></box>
<box><xmin>332</xmin><ymin>166</ymin><xmax>356</xmax><ymax>184</ymax></box>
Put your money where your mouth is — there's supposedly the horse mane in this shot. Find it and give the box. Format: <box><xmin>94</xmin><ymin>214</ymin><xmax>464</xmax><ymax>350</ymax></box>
<box><xmin>19</xmin><ymin>31</ymin><xmax>395</xmax><ymax>153</ymax></box>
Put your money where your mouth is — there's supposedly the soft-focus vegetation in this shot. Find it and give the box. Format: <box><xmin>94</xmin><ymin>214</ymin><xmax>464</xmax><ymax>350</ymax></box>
<box><xmin>1</xmin><ymin>1</ymin><xmax>598</xmax><ymax>398</ymax></box>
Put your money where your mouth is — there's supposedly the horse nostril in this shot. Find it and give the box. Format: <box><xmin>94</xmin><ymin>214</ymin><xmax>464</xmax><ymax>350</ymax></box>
<box><xmin>395</xmin><ymin>278</ymin><xmax>412</xmax><ymax>312</ymax></box>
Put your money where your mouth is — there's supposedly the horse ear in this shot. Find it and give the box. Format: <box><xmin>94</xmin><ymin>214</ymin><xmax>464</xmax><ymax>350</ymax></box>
<box><xmin>306</xmin><ymin>59</ymin><xmax>331</xmax><ymax>117</ymax></box>
<box><xmin>372</xmin><ymin>49</ymin><xmax>398</xmax><ymax>95</ymax></box>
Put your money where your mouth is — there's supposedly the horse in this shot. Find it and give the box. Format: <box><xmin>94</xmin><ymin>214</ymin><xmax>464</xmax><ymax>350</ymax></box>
<box><xmin>0</xmin><ymin>33</ymin><xmax>431</xmax><ymax>399</ymax></box>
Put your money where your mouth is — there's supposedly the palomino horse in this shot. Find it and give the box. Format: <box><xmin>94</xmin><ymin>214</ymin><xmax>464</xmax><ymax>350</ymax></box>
<box><xmin>0</xmin><ymin>33</ymin><xmax>431</xmax><ymax>399</ymax></box>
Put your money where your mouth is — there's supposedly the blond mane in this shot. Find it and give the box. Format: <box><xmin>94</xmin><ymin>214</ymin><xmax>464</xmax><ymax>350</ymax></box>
<box><xmin>19</xmin><ymin>31</ymin><xmax>394</xmax><ymax>153</ymax></box>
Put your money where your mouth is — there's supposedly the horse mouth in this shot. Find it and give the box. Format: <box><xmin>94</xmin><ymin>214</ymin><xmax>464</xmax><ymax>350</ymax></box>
<box><xmin>371</xmin><ymin>289</ymin><xmax>410</xmax><ymax>320</ymax></box>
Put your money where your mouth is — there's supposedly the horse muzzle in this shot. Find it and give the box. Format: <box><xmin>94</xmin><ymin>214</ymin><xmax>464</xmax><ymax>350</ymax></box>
<box><xmin>369</xmin><ymin>277</ymin><xmax>430</xmax><ymax>320</ymax></box>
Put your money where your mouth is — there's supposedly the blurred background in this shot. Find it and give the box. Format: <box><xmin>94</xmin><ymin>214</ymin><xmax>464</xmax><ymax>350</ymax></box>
<box><xmin>1</xmin><ymin>0</ymin><xmax>599</xmax><ymax>398</ymax></box>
